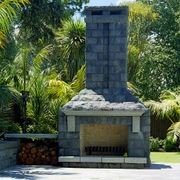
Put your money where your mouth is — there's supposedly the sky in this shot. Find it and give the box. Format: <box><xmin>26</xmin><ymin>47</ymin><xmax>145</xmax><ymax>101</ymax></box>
<box><xmin>86</xmin><ymin>0</ymin><xmax>135</xmax><ymax>6</ymax></box>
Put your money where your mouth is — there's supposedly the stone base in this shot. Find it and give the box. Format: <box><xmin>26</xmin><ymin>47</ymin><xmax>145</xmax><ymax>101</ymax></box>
<box><xmin>58</xmin><ymin>156</ymin><xmax>148</xmax><ymax>169</ymax></box>
<box><xmin>59</xmin><ymin>162</ymin><xmax>145</xmax><ymax>169</ymax></box>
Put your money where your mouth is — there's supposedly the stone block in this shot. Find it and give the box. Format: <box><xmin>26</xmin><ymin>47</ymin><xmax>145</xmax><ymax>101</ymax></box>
<box><xmin>92</xmin><ymin>45</ymin><xmax>103</xmax><ymax>52</ymax></box>
<box><xmin>59</xmin><ymin>115</ymin><xmax>67</xmax><ymax>132</ymax></box>
<box><xmin>141</xmin><ymin>125</ymin><xmax>150</xmax><ymax>133</ymax></box>
<box><xmin>128</xmin><ymin>148</ymin><xmax>145</xmax><ymax>157</ymax></box>
<box><xmin>58</xmin><ymin>156</ymin><xmax>80</xmax><ymax>162</ymax></box>
<box><xmin>121</xmin><ymin>163</ymin><xmax>145</xmax><ymax>169</ymax></box>
<box><xmin>92</xmin><ymin>30</ymin><xmax>103</xmax><ymax>37</ymax></box>
<box><xmin>64</xmin><ymin>148</ymin><xmax>80</xmax><ymax>156</ymax></box>
<box><xmin>59</xmin><ymin>148</ymin><xmax>65</xmax><ymax>156</ymax></box>
<box><xmin>108</xmin><ymin>163</ymin><xmax>122</xmax><ymax>168</ymax></box>
<box><xmin>59</xmin><ymin>139</ymin><xmax>79</xmax><ymax>149</ymax></box>
<box><xmin>86</xmin><ymin>23</ymin><xmax>97</xmax><ymax>30</ymax></box>
<box><xmin>129</xmin><ymin>140</ymin><xmax>144</xmax><ymax>149</ymax></box>
<box><xmin>80</xmin><ymin>156</ymin><xmax>101</xmax><ymax>163</ymax></box>
<box><xmin>102</xmin><ymin>157</ymin><xmax>124</xmax><ymax>163</ymax></box>
<box><xmin>91</xmin><ymin>15</ymin><xmax>127</xmax><ymax>24</ymax></box>
<box><xmin>86</xmin><ymin>52</ymin><xmax>97</xmax><ymax>60</ymax></box>
<box><xmin>66</xmin><ymin>132</ymin><xmax>79</xmax><ymax>139</ymax></box>
<box><xmin>91</xmin><ymin>74</ymin><xmax>104</xmax><ymax>81</ymax></box>
<box><xmin>124</xmin><ymin>157</ymin><xmax>147</xmax><ymax>164</ymax></box>
<box><xmin>67</xmin><ymin>116</ymin><xmax>75</xmax><ymax>132</ymax></box>
<box><xmin>58</xmin><ymin>132</ymin><xmax>65</xmax><ymax>139</ymax></box>
<box><xmin>86</xmin><ymin>31</ymin><xmax>92</xmax><ymax>37</ymax></box>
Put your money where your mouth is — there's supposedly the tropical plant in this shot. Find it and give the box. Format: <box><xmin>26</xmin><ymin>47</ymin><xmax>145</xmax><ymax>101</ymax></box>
<box><xmin>56</xmin><ymin>19</ymin><xmax>85</xmax><ymax>81</ymax></box>
<box><xmin>150</xmin><ymin>137</ymin><xmax>165</xmax><ymax>152</ymax></box>
<box><xmin>71</xmin><ymin>65</ymin><xmax>85</xmax><ymax>93</ymax></box>
<box><xmin>0</xmin><ymin>0</ymin><xmax>29</xmax><ymax>48</ymax></box>
<box><xmin>119</xmin><ymin>1</ymin><xmax>157</xmax><ymax>82</ymax></box>
<box><xmin>27</xmin><ymin>75</ymin><xmax>55</xmax><ymax>133</ymax></box>
<box><xmin>167</xmin><ymin>121</ymin><xmax>180</xmax><ymax>143</ymax></box>
<box><xmin>146</xmin><ymin>90</ymin><xmax>180</xmax><ymax>145</ymax></box>
<box><xmin>18</xmin><ymin>0</ymin><xmax>89</xmax><ymax>46</ymax></box>
<box><xmin>145</xmin><ymin>90</ymin><xmax>180</xmax><ymax>122</ymax></box>
<box><xmin>136</xmin><ymin>44</ymin><xmax>179</xmax><ymax>100</ymax></box>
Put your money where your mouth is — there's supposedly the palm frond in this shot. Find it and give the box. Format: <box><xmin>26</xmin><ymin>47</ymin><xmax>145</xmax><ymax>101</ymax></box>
<box><xmin>0</xmin><ymin>0</ymin><xmax>29</xmax><ymax>48</ymax></box>
<box><xmin>48</xmin><ymin>79</ymin><xmax>75</xmax><ymax>104</ymax></box>
<box><xmin>0</xmin><ymin>85</ymin><xmax>21</xmax><ymax>108</ymax></box>
<box><xmin>71</xmin><ymin>65</ymin><xmax>85</xmax><ymax>93</ymax></box>
<box><xmin>56</xmin><ymin>19</ymin><xmax>85</xmax><ymax>81</ymax></box>
<box><xmin>145</xmin><ymin>90</ymin><xmax>180</xmax><ymax>122</ymax></box>
<box><xmin>127</xmin><ymin>82</ymin><xmax>140</xmax><ymax>96</ymax></box>
<box><xmin>167</xmin><ymin>121</ymin><xmax>180</xmax><ymax>142</ymax></box>
<box><xmin>33</xmin><ymin>44</ymin><xmax>54</xmax><ymax>72</ymax></box>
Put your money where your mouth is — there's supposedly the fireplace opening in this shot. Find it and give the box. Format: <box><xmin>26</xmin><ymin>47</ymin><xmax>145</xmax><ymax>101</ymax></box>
<box><xmin>80</xmin><ymin>124</ymin><xmax>128</xmax><ymax>156</ymax></box>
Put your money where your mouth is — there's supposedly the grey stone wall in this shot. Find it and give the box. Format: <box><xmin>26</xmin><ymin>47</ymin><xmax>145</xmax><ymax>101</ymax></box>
<box><xmin>85</xmin><ymin>7</ymin><xmax>128</xmax><ymax>90</ymax></box>
<box><xmin>0</xmin><ymin>141</ymin><xmax>19</xmax><ymax>170</ymax></box>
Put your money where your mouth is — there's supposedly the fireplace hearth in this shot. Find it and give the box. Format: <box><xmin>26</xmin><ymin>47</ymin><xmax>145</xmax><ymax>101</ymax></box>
<box><xmin>58</xmin><ymin>6</ymin><xmax>150</xmax><ymax>168</ymax></box>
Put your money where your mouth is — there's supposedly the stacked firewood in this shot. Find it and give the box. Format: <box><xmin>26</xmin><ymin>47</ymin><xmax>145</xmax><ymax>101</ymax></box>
<box><xmin>18</xmin><ymin>140</ymin><xmax>58</xmax><ymax>165</ymax></box>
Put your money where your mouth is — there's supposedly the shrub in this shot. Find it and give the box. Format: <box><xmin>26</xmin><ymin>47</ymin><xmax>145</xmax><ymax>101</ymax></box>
<box><xmin>150</xmin><ymin>137</ymin><xmax>165</xmax><ymax>152</ymax></box>
<box><xmin>164</xmin><ymin>137</ymin><xmax>177</xmax><ymax>152</ymax></box>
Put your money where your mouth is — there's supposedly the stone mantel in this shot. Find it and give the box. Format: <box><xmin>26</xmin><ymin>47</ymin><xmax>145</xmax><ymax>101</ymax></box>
<box><xmin>63</xmin><ymin>110</ymin><xmax>145</xmax><ymax>117</ymax></box>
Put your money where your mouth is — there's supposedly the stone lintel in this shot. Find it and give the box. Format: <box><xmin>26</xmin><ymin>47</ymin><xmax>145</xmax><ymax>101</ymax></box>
<box><xmin>63</xmin><ymin>110</ymin><xmax>144</xmax><ymax>117</ymax></box>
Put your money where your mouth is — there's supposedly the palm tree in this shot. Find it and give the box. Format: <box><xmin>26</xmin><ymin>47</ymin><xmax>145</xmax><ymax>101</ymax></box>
<box><xmin>145</xmin><ymin>90</ymin><xmax>180</xmax><ymax>143</ymax></box>
<box><xmin>56</xmin><ymin>19</ymin><xmax>85</xmax><ymax>81</ymax></box>
<box><xmin>167</xmin><ymin>121</ymin><xmax>180</xmax><ymax>143</ymax></box>
<box><xmin>145</xmin><ymin>90</ymin><xmax>180</xmax><ymax>123</ymax></box>
<box><xmin>0</xmin><ymin>0</ymin><xmax>29</xmax><ymax>48</ymax></box>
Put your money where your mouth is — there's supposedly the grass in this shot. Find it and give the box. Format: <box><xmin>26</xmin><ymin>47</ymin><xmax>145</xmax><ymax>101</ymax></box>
<box><xmin>151</xmin><ymin>152</ymin><xmax>180</xmax><ymax>163</ymax></box>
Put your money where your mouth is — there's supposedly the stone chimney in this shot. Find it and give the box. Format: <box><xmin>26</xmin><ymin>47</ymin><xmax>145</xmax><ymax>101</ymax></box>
<box><xmin>84</xmin><ymin>6</ymin><xmax>136</xmax><ymax>102</ymax></box>
<box><xmin>85</xmin><ymin>6</ymin><xmax>128</xmax><ymax>90</ymax></box>
<box><xmin>58</xmin><ymin>6</ymin><xmax>150</xmax><ymax>168</ymax></box>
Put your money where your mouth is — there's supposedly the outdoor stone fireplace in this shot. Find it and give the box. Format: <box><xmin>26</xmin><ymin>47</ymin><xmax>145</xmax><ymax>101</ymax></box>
<box><xmin>58</xmin><ymin>6</ymin><xmax>150</xmax><ymax>168</ymax></box>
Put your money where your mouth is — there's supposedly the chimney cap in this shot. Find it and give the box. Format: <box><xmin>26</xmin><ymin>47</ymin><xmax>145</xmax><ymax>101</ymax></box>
<box><xmin>84</xmin><ymin>6</ymin><xmax>128</xmax><ymax>16</ymax></box>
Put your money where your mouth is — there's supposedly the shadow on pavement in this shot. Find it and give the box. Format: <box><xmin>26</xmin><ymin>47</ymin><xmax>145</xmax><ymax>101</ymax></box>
<box><xmin>0</xmin><ymin>166</ymin><xmax>78</xmax><ymax>179</ymax></box>
<box><xmin>149</xmin><ymin>163</ymin><xmax>172</xmax><ymax>169</ymax></box>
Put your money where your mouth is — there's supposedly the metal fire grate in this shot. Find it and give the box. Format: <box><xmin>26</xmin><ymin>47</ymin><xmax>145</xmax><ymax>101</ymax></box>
<box><xmin>85</xmin><ymin>146</ymin><xmax>127</xmax><ymax>156</ymax></box>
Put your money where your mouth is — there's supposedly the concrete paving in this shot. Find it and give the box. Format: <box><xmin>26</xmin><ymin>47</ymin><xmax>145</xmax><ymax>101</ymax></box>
<box><xmin>0</xmin><ymin>163</ymin><xmax>180</xmax><ymax>180</ymax></box>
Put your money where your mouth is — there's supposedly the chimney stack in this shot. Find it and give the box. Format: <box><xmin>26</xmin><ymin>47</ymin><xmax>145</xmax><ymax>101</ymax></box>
<box><xmin>85</xmin><ymin>6</ymin><xmax>128</xmax><ymax>90</ymax></box>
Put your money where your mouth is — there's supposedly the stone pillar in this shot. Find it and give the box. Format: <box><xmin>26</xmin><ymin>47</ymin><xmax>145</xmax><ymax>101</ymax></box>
<box><xmin>85</xmin><ymin>7</ymin><xmax>128</xmax><ymax>90</ymax></box>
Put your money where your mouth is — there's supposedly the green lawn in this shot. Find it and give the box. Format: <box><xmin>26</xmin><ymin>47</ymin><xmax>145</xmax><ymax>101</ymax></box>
<box><xmin>151</xmin><ymin>152</ymin><xmax>180</xmax><ymax>163</ymax></box>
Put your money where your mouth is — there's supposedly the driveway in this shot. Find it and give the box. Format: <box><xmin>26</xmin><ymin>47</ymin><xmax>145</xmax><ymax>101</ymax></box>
<box><xmin>0</xmin><ymin>163</ymin><xmax>180</xmax><ymax>180</ymax></box>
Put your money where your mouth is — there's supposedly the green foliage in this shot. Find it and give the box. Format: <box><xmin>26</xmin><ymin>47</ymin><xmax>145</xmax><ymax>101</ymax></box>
<box><xmin>71</xmin><ymin>65</ymin><xmax>85</xmax><ymax>93</ymax></box>
<box><xmin>0</xmin><ymin>85</ymin><xmax>20</xmax><ymax>107</ymax></box>
<box><xmin>0</xmin><ymin>118</ymin><xmax>21</xmax><ymax>133</ymax></box>
<box><xmin>150</xmin><ymin>137</ymin><xmax>165</xmax><ymax>152</ymax></box>
<box><xmin>145</xmin><ymin>90</ymin><xmax>180</xmax><ymax>122</ymax></box>
<box><xmin>0</xmin><ymin>0</ymin><xmax>29</xmax><ymax>48</ymax></box>
<box><xmin>164</xmin><ymin>137</ymin><xmax>177</xmax><ymax>152</ymax></box>
<box><xmin>48</xmin><ymin>79</ymin><xmax>75</xmax><ymax>104</ymax></box>
<box><xmin>150</xmin><ymin>136</ymin><xmax>178</xmax><ymax>152</ymax></box>
<box><xmin>167</xmin><ymin>121</ymin><xmax>180</xmax><ymax>143</ymax></box>
<box><xmin>144</xmin><ymin>0</ymin><xmax>180</xmax><ymax>51</ymax></box>
<box><xmin>136</xmin><ymin>44</ymin><xmax>179</xmax><ymax>100</ymax></box>
<box><xmin>120</xmin><ymin>2</ymin><xmax>157</xmax><ymax>82</ymax></box>
<box><xmin>56</xmin><ymin>19</ymin><xmax>85</xmax><ymax>81</ymax></box>
<box><xmin>18</xmin><ymin>0</ymin><xmax>89</xmax><ymax>46</ymax></box>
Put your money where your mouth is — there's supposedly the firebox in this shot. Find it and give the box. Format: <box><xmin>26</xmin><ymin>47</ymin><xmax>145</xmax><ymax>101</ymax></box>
<box><xmin>58</xmin><ymin>6</ymin><xmax>150</xmax><ymax>168</ymax></box>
